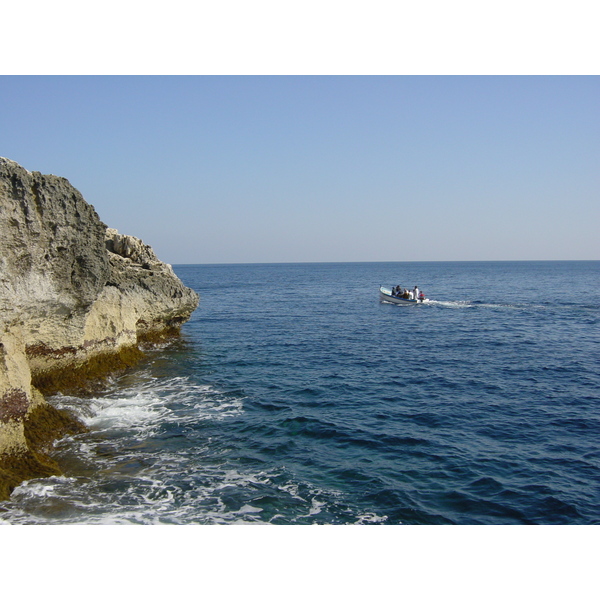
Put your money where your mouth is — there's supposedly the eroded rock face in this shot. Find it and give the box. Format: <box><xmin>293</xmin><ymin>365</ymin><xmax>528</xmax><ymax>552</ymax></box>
<box><xmin>1</xmin><ymin>158</ymin><xmax>109</xmax><ymax>345</ymax></box>
<box><xmin>104</xmin><ymin>227</ymin><xmax>198</xmax><ymax>335</ymax></box>
<box><xmin>0</xmin><ymin>157</ymin><xmax>199</xmax><ymax>498</ymax></box>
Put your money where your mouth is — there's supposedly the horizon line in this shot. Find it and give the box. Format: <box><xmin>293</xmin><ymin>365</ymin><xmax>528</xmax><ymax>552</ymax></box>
<box><xmin>171</xmin><ymin>258</ymin><xmax>599</xmax><ymax>266</ymax></box>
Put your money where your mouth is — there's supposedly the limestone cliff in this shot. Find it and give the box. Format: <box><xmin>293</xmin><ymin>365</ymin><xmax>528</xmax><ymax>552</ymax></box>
<box><xmin>0</xmin><ymin>157</ymin><xmax>199</xmax><ymax>499</ymax></box>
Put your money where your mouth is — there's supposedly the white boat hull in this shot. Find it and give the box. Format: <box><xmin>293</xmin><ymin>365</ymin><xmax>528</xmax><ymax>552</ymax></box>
<box><xmin>379</xmin><ymin>286</ymin><xmax>425</xmax><ymax>305</ymax></box>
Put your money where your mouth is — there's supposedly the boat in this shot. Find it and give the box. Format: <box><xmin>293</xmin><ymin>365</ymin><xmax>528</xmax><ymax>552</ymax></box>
<box><xmin>379</xmin><ymin>286</ymin><xmax>427</xmax><ymax>305</ymax></box>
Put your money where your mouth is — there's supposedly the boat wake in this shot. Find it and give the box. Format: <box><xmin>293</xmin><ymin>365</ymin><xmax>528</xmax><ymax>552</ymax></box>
<box><xmin>427</xmin><ymin>299</ymin><xmax>545</xmax><ymax>310</ymax></box>
<box><xmin>426</xmin><ymin>299</ymin><xmax>478</xmax><ymax>309</ymax></box>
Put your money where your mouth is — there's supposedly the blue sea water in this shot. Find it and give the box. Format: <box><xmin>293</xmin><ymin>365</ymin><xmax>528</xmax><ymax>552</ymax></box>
<box><xmin>1</xmin><ymin>261</ymin><xmax>599</xmax><ymax>524</ymax></box>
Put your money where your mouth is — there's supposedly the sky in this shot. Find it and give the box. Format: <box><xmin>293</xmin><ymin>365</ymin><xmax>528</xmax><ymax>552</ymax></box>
<box><xmin>1</xmin><ymin>75</ymin><xmax>598</xmax><ymax>264</ymax></box>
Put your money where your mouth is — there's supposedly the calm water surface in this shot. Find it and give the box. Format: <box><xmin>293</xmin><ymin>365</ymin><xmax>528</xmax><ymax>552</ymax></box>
<box><xmin>2</xmin><ymin>261</ymin><xmax>599</xmax><ymax>524</ymax></box>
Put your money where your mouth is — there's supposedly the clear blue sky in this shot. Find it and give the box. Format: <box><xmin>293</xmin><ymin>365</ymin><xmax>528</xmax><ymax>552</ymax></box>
<box><xmin>1</xmin><ymin>76</ymin><xmax>598</xmax><ymax>263</ymax></box>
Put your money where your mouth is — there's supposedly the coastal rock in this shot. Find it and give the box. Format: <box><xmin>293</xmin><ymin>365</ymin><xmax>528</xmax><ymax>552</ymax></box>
<box><xmin>0</xmin><ymin>157</ymin><xmax>199</xmax><ymax>499</ymax></box>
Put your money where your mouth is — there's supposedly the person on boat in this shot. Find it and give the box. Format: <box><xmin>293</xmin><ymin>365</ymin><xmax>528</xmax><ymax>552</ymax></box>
<box><xmin>413</xmin><ymin>286</ymin><xmax>420</xmax><ymax>300</ymax></box>
<box><xmin>402</xmin><ymin>289</ymin><xmax>410</xmax><ymax>299</ymax></box>
<box><xmin>418</xmin><ymin>291</ymin><xmax>426</xmax><ymax>302</ymax></box>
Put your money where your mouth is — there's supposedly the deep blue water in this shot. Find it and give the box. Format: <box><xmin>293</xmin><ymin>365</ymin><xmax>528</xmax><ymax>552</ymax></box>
<box><xmin>2</xmin><ymin>261</ymin><xmax>599</xmax><ymax>524</ymax></box>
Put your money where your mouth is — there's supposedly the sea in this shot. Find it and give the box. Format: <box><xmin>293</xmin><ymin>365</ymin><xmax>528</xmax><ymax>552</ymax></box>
<box><xmin>1</xmin><ymin>261</ymin><xmax>599</xmax><ymax>525</ymax></box>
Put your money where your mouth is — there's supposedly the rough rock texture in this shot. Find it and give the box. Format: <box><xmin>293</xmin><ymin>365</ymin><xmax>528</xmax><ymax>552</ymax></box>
<box><xmin>0</xmin><ymin>157</ymin><xmax>199</xmax><ymax>499</ymax></box>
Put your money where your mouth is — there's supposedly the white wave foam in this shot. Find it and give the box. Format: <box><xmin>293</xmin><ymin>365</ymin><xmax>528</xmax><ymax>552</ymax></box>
<box><xmin>354</xmin><ymin>512</ymin><xmax>389</xmax><ymax>524</ymax></box>
<box><xmin>296</xmin><ymin>497</ymin><xmax>326</xmax><ymax>520</ymax></box>
<box><xmin>0</xmin><ymin>457</ymin><xmax>376</xmax><ymax>524</ymax></box>
<box><xmin>238</xmin><ymin>504</ymin><xmax>263</xmax><ymax>514</ymax></box>
<box><xmin>3</xmin><ymin>376</ymin><xmax>378</xmax><ymax>524</ymax></box>
<box><xmin>52</xmin><ymin>376</ymin><xmax>244</xmax><ymax>439</ymax></box>
<box><xmin>214</xmin><ymin>470</ymin><xmax>271</xmax><ymax>491</ymax></box>
<box><xmin>85</xmin><ymin>394</ymin><xmax>170</xmax><ymax>432</ymax></box>
<box><xmin>10</xmin><ymin>476</ymin><xmax>76</xmax><ymax>499</ymax></box>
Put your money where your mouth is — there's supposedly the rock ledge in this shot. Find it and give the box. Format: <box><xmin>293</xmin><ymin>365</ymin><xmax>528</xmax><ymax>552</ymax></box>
<box><xmin>0</xmin><ymin>158</ymin><xmax>199</xmax><ymax>499</ymax></box>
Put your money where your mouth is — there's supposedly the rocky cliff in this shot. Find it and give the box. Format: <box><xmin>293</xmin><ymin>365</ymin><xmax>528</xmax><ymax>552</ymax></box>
<box><xmin>0</xmin><ymin>157</ymin><xmax>199</xmax><ymax>499</ymax></box>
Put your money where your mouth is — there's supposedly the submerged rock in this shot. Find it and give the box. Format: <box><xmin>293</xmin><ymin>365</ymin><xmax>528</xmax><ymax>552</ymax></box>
<box><xmin>0</xmin><ymin>157</ymin><xmax>199</xmax><ymax>499</ymax></box>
